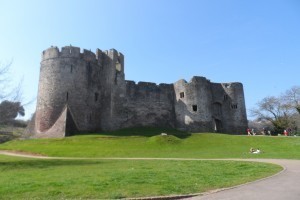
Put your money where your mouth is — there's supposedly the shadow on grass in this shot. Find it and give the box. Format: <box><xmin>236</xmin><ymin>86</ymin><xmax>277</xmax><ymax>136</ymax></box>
<box><xmin>0</xmin><ymin>159</ymin><xmax>106</xmax><ymax>169</ymax></box>
<box><xmin>74</xmin><ymin>127</ymin><xmax>192</xmax><ymax>139</ymax></box>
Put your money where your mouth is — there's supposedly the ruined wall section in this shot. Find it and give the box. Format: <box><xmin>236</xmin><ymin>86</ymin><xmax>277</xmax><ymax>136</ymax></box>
<box><xmin>98</xmin><ymin>49</ymin><xmax>126</xmax><ymax>130</ymax></box>
<box><xmin>173</xmin><ymin>77</ymin><xmax>214</xmax><ymax>132</ymax></box>
<box><xmin>211</xmin><ymin>82</ymin><xmax>247</xmax><ymax>134</ymax></box>
<box><xmin>122</xmin><ymin>81</ymin><xmax>176</xmax><ymax>129</ymax></box>
<box><xmin>210</xmin><ymin>83</ymin><xmax>231</xmax><ymax>133</ymax></box>
<box><xmin>35</xmin><ymin>46</ymin><xmax>104</xmax><ymax>134</ymax></box>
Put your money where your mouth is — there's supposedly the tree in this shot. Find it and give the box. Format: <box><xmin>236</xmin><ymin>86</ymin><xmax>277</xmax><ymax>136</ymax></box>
<box><xmin>0</xmin><ymin>101</ymin><xmax>25</xmax><ymax>124</ymax></box>
<box><xmin>251</xmin><ymin>96</ymin><xmax>295</xmax><ymax>133</ymax></box>
<box><xmin>0</xmin><ymin>62</ymin><xmax>10</xmax><ymax>100</ymax></box>
<box><xmin>0</xmin><ymin>62</ymin><xmax>25</xmax><ymax>124</ymax></box>
<box><xmin>282</xmin><ymin>86</ymin><xmax>300</xmax><ymax>114</ymax></box>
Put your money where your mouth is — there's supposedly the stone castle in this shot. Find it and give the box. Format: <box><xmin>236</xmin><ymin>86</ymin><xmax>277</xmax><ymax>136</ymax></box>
<box><xmin>29</xmin><ymin>45</ymin><xmax>248</xmax><ymax>138</ymax></box>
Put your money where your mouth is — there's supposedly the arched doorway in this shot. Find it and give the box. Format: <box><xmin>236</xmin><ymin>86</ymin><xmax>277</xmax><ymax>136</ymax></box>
<box><xmin>213</xmin><ymin>118</ymin><xmax>223</xmax><ymax>133</ymax></box>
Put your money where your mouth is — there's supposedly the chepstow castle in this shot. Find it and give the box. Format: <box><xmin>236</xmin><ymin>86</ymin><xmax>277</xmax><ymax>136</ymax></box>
<box><xmin>28</xmin><ymin>46</ymin><xmax>247</xmax><ymax>138</ymax></box>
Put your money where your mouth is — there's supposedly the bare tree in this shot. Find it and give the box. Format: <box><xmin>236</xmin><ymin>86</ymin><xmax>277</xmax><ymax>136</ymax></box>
<box><xmin>248</xmin><ymin>119</ymin><xmax>273</xmax><ymax>134</ymax></box>
<box><xmin>0</xmin><ymin>62</ymin><xmax>25</xmax><ymax>124</ymax></box>
<box><xmin>251</xmin><ymin>96</ymin><xmax>295</xmax><ymax>133</ymax></box>
<box><xmin>0</xmin><ymin>62</ymin><xmax>11</xmax><ymax>100</ymax></box>
<box><xmin>282</xmin><ymin>86</ymin><xmax>300</xmax><ymax>114</ymax></box>
<box><xmin>0</xmin><ymin>61</ymin><xmax>24</xmax><ymax>101</ymax></box>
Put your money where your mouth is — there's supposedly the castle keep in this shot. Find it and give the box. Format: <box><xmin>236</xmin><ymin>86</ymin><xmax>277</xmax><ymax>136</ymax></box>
<box><xmin>29</xmin><ymin>46</ymin><xmax>248</xmax><ymax>138</ymax></box>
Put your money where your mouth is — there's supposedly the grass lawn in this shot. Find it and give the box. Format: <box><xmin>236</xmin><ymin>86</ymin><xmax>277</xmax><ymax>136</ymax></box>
<box><xmin>0</xmin><ymin>128</ymin><xmax>297</xmax><ymax>198</ymax></box>
<box><xmin>0</xmin><ymin>155</ymin><xmax>282</xmax><ymax>199</ymax></box>
<box><xmin>1</xmin><ymin>128</ymin><xmax>300</xmax><ymax>159</ymax></box>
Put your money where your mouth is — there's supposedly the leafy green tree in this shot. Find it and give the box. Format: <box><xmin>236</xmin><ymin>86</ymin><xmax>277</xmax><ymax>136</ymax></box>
<box><xmin>0</xmin><ymin>100</ymin><xmax>25</xmax><ymax>124</ymax></box>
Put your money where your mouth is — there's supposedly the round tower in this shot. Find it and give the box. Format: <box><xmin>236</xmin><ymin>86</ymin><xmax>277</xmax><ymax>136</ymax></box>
<box><xmin>35</xmin><ymin>46</ymin><xmax>103</xmax><ymax>134</ymax></box>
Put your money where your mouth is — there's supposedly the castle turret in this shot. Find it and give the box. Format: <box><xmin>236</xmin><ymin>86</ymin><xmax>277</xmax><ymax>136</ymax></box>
<box><xmin>173</xmin><ymin>76</ymin><xmax>214</xmax><ymax>132</ymax></box>
<box><xmin>34</xmin><ymin>46</ymin><xmax>122</xmax><ymax>137</ymax></box>
<box><xmin>220</xmin><ymin>82</ymin><xmax>247</xmax><ymax>133</ymax></box>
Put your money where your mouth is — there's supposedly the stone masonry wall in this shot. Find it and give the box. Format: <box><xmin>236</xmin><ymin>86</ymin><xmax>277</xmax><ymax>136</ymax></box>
<box><xmin>32</xmin><ymin>45</ymin><xmax>248</xmax><ymax>138</ymax></box>
<box><xmin>220</xmin><ymin>83</ymin><xmax>247</xmax><ymax>134</ymax></box>
<box><xmin>173</xmin><ymin>77</ymin><xmax>214</xmax><ymax>132</ymax></box>
<box><xmin>121</xmin><ymin>81</ymin><xmax>176</xmax><ymax>129</ymax></box>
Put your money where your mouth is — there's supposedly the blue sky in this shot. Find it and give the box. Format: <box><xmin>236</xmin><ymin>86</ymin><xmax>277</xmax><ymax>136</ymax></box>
<box><xmin>0</xmin><ymin>0</ymin><xmax>299</xmax><ymax>119</ymax></box>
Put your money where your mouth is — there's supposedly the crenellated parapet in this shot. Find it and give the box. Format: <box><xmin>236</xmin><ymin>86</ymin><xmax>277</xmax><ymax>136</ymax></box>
<box><xmin>190</xmin><ymin>76</ymin><xmax>211</xmax><ymax>84</ymax></box>
<box><xmin>174</xmin><ymin>76</ymin><xmax>211</xmax><ymax>88</ymax></box>
<box><xmin>221</xmin><ymin>82</ymin><xmax>243</xmax><ymax>90</ymax></box>
<box><xmin>125</xmin><ymin>80</ymin><xmax>172</xmax><ymax>92</ymax></box>
<box><xmin>41</xmin><ymin>46</ymin><xmax>124</xmax><ymax>64</ymax></box>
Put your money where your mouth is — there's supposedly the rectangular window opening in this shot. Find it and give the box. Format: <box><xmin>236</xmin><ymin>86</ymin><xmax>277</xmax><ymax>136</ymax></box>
<box><xmin>192</xmin><ymin>105</ymin><xmax>198</xmax><ymax>112</ymax></box>
<box><xmin>231</xmin><ymin>104</ymin><xmax>238</xmax><ymax>109</ymax></box>
<box><xmin>66</xmin><ymin>92</ymin><xmax>69</xmax><ymax>101</ymax></box>
<box><xmin>95</xmin><ymin>92</ymin><xmax>99</xmax><ymax>102</ymax></box>
<box><xmin>224</xmin><ymin>94</ymin><xmax>228</xmax><ymax>101</ymax></box>
<box><xmin>180</xmin><ymin>92</ymin><xmax>185</xmax><ymax>98</ymax></box>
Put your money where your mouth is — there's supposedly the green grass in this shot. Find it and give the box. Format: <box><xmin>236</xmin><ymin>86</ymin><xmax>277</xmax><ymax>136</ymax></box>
<box><xmin>0</xmin><ymin>127</ymin><xmax>297</xmax><ymax>198</ymax></box>
<box><xmin>0</xmin><ymin>154</ymin><xmax>282</xmax><ymax>199</ymax></box>
<box><xmin>1</xmin><ymin>128</ymin><xmax>300</xmax><ymax>159</ymax></box>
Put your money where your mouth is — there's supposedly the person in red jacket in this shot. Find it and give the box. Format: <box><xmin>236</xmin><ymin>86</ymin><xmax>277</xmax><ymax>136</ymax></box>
<box><xmin>247</xmin><ymin>128</ymin><xmax>251</xmax><ymax>136</ymax></box>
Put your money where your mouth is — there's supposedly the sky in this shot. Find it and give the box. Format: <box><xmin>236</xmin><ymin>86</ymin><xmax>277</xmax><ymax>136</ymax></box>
<box><xmin>0</xmin><ymin>0</ymin><xmax>299</xmax><ymax>120</ymax></box>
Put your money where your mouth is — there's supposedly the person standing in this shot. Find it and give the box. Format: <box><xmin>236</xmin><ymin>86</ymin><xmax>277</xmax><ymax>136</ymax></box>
<box><xmin>247</xmin><ymin>128</ymin><xmax>251</xmax><ymax>136</ymax></box>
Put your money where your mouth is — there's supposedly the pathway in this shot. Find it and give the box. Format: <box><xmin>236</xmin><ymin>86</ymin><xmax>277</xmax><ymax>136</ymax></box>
<box><xmin>186</xmin><ymin>159</ymin><xmax>300</xmax><ymax>200</ymax></box>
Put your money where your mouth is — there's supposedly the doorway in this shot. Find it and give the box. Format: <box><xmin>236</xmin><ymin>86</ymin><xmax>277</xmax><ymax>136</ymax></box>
<box><xmin>213</xmin><ymin>118</ymin><xmax>222</xmax><ymax>133</ymax></box>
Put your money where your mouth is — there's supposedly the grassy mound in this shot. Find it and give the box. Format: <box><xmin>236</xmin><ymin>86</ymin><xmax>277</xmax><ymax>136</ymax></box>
<box><xmin>79</xmin><ymin>127</ymin><xmax>191</xmax><ymax>138</ymax></box>
<box><xmin>1</xmin><ymin>128</ymin><xmax>300</xmax><ymax>159</ymax></box>
<box><xmin>148</xmin><ymin>135</ymin><xmax>182</xmax><ymax>145</ymax></box>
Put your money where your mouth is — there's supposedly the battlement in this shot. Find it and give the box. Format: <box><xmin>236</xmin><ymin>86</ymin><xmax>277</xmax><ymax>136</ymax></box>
<box><xmin>221</xmin><ymin>82</ymin><xmax>243</xmax><ymax>90</ymax></box>
<box><xmin>125</xmin><ymin>80</ymin><xmax>172</xmax><ymax>90</ymax></box>
<box><xmin>138</xmin><ymin>81</ymin><xmax>157</xmax><ymax>88</ymax></box>
<box><xmin>190</xmin><ymin>76</ymin><xmax>211</xmax><ymax>84</ymax></box>
<box><xmin>174</xmin><ymin>79</ymin><xmax>188</xmax><ymax>86</ymax></box>
<box><xmin>174</xmin><ymin>76</ymin><xmax>211</xmax><ymax>87</ymax></box>
<box><xmin>42</xmin><ymin>46</ymin><xmax>123</xmax><ymax>63</ymax></box>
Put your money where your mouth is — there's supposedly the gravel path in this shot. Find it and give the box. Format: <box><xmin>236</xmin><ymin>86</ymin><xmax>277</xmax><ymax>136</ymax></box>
<box><xmin>1</xmin><ymin>150</ymin><xmax>299</xmax><ymax>200</ymax></box>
